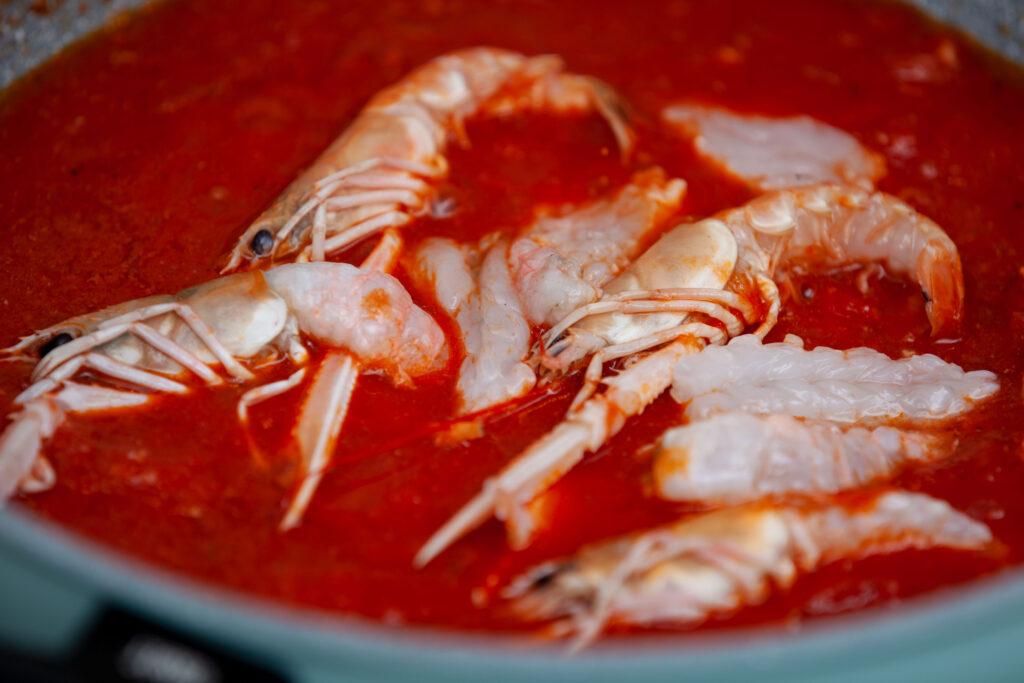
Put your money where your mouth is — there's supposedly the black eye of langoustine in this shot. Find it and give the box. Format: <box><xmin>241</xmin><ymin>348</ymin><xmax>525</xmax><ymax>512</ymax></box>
<box><xmin>250</xmin><ymin>229</ymin><xmax>274</xmax><ymax>257</ymax></box>
<box><xmin>39</xmin><ymin>332</ymin><xmax>73</xmax><ymax>358</ymax></box>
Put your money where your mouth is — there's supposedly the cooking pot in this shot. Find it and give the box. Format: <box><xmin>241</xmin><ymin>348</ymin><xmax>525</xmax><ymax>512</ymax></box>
<box><xmin>1</xmin><ymin>1</ymin><xmax>1022</xmax><ymax>681</ymax></box>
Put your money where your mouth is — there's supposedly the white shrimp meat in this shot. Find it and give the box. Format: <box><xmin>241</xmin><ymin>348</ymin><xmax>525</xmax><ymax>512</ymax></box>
<box><xmin>655</xmin><ymin>412</ymin><xmax>948</xmax><ymax>503</ymax></box>
<box><xmin>413</xmin><ymin>236</ymin><xmax>534</xmax><ymax>414</ymax></box>
<box><xmin>670</xmin><ymin>335</ymin><xmax>998</xmax><ymax>424</ymax></box>
<box><xmin>662</xmin><ymin>103</ymin><xmax>886</xmax><ymax>191</ymax></box>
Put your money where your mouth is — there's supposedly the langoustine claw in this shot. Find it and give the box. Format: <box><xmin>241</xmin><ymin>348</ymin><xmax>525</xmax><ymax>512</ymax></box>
<box><xmin>414</xmin><ymin>336</ymin><xmax>704</xmax><ymax>566</ymax></box>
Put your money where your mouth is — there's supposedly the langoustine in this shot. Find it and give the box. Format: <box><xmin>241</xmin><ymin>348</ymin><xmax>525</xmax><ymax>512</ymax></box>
<box><xmin>412</xmin><ymin>235</ymin><xmax>536</xmax><ymax>418</ymax></box>
<box><xmin>223</xmin><ymin>47</ymin><xmax>634</xmax><ymax>271</ymax></box>
<box><xmin>669</xmin><ymin>334</ymin><xmax>997</xmax><ymax>423</ymax></box>
<box><xmin>0</xmin><ymin>261</ymin><xmax>448</xmax><ymax>528</ymax></box>
<box><xmin>654</xmin><ymin>335</ymin><xmax>999</xmax><ymax>504</ymax></box>
<box><xmin>416</xmin><ymin>181</ymin><xmax>966</xmax><ymax>565</ymax></box>
<box><xmin>505</xmin><ymin>490</ymin><xmax>992</xmax><ymax>648</ymax></box>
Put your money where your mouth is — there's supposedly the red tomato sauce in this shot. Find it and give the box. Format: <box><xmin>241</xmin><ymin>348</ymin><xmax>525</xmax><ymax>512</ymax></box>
<box><xmin>2</xmin><ymin>0</ymin><xmax>1024</xmax><ymax>637</ymax></box>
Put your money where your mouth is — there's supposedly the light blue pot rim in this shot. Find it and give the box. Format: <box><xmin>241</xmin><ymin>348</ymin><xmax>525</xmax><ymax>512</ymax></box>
<box><xmin>1</xmin><ymin>1</ymin><xmax>1023</xmax><ymax>681</ymax></box>
<box><xmin>3</xmin><ymin>503</ymin><xmax>1024</xmax><ymax>682</ymax></box>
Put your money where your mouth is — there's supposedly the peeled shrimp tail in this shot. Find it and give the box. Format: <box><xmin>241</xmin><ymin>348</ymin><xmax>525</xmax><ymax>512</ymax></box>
<box><xmin>413</xmin><ymin>236</ymin><xmax>535</xmax><ymax>416</ymax></box>
<box><xmin>654</xmin><ymin>412</ymin><xmax>951</xmax><ymax>504</ymax></box>
<box><xmin>661</xmin><ymin>103</ymin><xmax>886</xmax><ymax>191</ymax></box>
<box><xmin>670</xmin><ymin>334</ymin><xmax>999</xmax><ymax>423</ymax></box>
<box><xmin>655</xmin><ymin>335</ymin><xmax>998</xmax><ymax>504</ymax></box>
<box><xmin>796</xmin><ymin>490</ymin><xmax>993</xmax><ymax>564</ymax></box>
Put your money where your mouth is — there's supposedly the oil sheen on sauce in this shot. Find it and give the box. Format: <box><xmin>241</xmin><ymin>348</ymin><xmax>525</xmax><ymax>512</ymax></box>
<box><xmin>2</xmin><ymin>0</ymin><xmax>1024</xmax><ymax>636</ymax></box>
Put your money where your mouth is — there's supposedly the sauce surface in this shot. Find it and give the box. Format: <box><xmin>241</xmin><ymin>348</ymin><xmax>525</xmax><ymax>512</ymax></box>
<box><xmin>3</xmin><ymin>0</ymin><xmax>1024</xmax><ymax>637</ymax></box>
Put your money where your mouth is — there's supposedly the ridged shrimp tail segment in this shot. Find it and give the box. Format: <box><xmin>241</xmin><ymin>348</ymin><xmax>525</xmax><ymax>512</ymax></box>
<box><xmin>798</xmin><ymin>491</ymin><xmax>994</xmax><ymax>563</ymax></box>
<box><xmin>668</xmin><ymin>334</ymin><xmax>999</xmax><ymax>422</ymax></box>
<box><xmin>654</xmin><ymin>413</ymin><xmax>951</xmax><ymax>504</ymax></box>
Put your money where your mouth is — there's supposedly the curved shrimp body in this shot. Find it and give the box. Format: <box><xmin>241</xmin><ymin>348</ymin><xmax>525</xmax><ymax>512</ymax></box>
<box><xmin>506</xmin><ymin>490</ymin><xmax>991</xmax><ymax>648</ymax></box>
<box><xmin>0</xmin><ymin>262</ymin><xmax>447</xmax><ymax>513</ymax></box>
<box><xmin>224</xmin><ymin>47</ymin><xmax>633</xmax><ymax>271</ymax></box>
<box><xmin>721</xmin><ymin>182</ymin><xmax>964</xmax><ymax>337</ymax></box>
